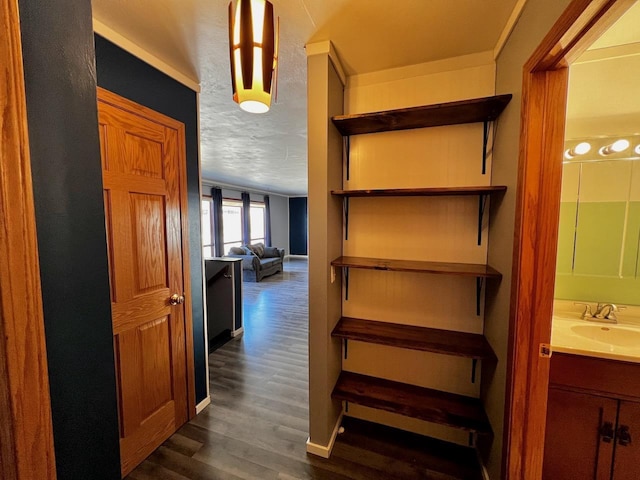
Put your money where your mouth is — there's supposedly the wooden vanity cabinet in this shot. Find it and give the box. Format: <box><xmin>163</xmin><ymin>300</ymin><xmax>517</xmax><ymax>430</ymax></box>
<box><xmin>543</xmin><ymin>353</ymin><xmax>640</xmax><ymax>480</ymax></box>
<box><xmin>613</xmin><ymin>401</ymin><xmax>640</xmax><ymax>480</ymax></box>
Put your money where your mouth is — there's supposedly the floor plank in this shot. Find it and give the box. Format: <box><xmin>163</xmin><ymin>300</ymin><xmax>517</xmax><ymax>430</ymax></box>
<box><xmin>125</xmin><ymin>257</ymin><xmax>482</xmax><ymax>479</ymax></box>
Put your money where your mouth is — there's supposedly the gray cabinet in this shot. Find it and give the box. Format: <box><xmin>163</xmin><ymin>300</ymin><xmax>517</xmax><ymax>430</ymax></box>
<box><xmin>205</xmin><ymin>258</ymin><xmax>243</xmax><ymax>352</ymax></box>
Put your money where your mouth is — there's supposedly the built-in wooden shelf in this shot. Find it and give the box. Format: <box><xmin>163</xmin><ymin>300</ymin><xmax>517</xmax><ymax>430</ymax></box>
<box><xmin>331</xmin><ymin>94</ymin><xmax>512</xmax><ymax>136</ymax></box>
<box><xmin>331</xmin><ymin>256</ymin><xmax>501</xmax><ymax>279</ymax></box>
<box><xmin>332</xmin><ymin>372</ymin><xmax>492</xmax><ymax>434</ymax></box>
<box><xmin>332</xmin><ymin>317</ymin><xmax>496</xmax><ymax>360</ymax></box>
<box><xmin>331</xmin><ymin>186</ymin><xmax>507</xmax><ymax>198</ymax></box>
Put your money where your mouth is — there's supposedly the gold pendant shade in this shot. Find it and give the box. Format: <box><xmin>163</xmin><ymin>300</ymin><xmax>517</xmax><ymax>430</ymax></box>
<box><xmin>228</xmin><ymin>0</ymin><xmax>279</xmax><ymax>113</ymax></box>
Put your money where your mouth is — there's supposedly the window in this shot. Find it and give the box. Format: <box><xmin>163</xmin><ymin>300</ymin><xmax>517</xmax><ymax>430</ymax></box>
<box><xmin>201</xmin><ymin>196</ymin><xmax>214</xmax><ymax>258</ymax></box>
<box><xmin>250</xmin><ymin>202</ymin><xmax>265</xmax><ymax>245</ymax></box>
<box><xmin>222</xmin><ymin>199</ymin><xmax>243</xmax><ymax>253</ymax></box>
<box><xmin>201</xmin><ymin>194</ymin><xmax>268</xmax><ymax>257</ymax></box>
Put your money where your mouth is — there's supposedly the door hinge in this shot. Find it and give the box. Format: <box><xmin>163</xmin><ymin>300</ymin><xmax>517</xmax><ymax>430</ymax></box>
<box><xmin>540</xmin><ymin>343</ymin><xmax>552</xmax><ymax>358</ymax></box>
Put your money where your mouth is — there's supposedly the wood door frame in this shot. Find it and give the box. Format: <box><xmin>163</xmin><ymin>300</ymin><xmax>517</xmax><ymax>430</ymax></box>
<box><xmin>504</xmin><ymin>0</ymin><xmax>635</xmax><ymax>478</ymax></box>
<box><xmin>0</xmin><ymin>0</ymin><xmax>57</xmax><ymax>478</ymax></box>
<box><xmin>97</xmin><ymin>87</ymin><xmax>197</xmax><ymax>419</ymax></box>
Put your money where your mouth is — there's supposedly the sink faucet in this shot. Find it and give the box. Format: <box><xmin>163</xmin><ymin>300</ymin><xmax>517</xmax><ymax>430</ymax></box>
<box><xmin>575</xmin><ymin>302</ymin><xmax>594</xmax><ymax>320</ymax></box>
<box><xmin>574</xmin><ymin>302</ymin><xmax>626</xmax><ymax>324</ymax></box>
<box><xmin>594</xmin><ymin>303</ymin><xmax>620</xmax><ymax>323</ymax></box>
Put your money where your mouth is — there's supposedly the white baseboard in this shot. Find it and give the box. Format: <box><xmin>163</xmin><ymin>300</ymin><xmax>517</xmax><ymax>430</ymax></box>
<box><xmin>231</xmin><ymin>327</ymin><xmax>244</xmax><ymax>338</ymax></box>
<box><xmin>306</xmin><ymin>412</ymin><xmax>344</xmax><ymax>458</ymax></box>
<box><xmin>477</xmin><ymin>450</ymin><xmax>490</xmax><ymax>480</ymax></box>
<box><xmin>195</xmin><ymin>395</ymin><xmax>211</xmax><ymax>415</ymax></box>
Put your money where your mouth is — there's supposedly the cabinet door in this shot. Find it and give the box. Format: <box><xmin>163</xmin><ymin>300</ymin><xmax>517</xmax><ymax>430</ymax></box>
<box><xmin>612</xmin><ymin>401</ymin><xmax>640</xmax><ymax>480</ymax></box>
<box><xmin>543</xmin><ymin>387</ymin><xmax>618</xmax><ymax>480</ymax></box>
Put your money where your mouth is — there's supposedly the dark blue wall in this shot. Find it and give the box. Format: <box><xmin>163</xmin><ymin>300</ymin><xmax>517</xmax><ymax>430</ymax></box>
<box><xmin>18</xmin><ymin>2</ymin><xmax>208</xmax><ymax>476</ymax></box>
<box><xmin>289</xmin><ymin>197</ymin><xmax>308</xmax><ymax>255</ymax></box>
<box><xmin>94</xmin><ymin>35</ymin><xmax>208</xmax><ymax>404</ymax></box>
<box><xmin>18</xmin><ymin>1</ymin><xmax>121</xmax><ymax>478</ymax></box>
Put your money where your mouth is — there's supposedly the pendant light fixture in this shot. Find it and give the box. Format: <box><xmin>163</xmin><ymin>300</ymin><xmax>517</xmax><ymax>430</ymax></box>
<box><xmin>228</xmin><ymin>0</ymin><xmax>279</xmax><ymax>114</ymax></box>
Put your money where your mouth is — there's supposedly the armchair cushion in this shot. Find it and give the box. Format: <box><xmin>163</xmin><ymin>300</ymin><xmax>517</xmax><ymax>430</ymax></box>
<box><xmin>247</xmin><ymin>242</ymin><xmax>265</xmax><ymax>258</ymax></box>
<box><xmin>263</xmin><ymin>246</ymin><xmax>280</xmax><ymax>258</ymax></box>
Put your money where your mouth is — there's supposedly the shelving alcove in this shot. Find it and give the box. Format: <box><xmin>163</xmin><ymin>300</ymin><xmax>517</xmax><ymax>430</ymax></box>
<box><xmin>329</xmin><ymin>94</ymin><xmax>512</xmax><ymax>444</ymax></box>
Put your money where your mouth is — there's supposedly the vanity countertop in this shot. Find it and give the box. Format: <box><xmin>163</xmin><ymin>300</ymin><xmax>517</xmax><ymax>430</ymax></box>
<box><xmin>552</xmin><ymin>314</ymin><xmax>640</xmax><ymax>363</ymax></box>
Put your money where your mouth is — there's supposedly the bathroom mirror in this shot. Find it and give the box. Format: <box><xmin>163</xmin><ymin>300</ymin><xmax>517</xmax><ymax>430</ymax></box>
<box><xmin>554</xmin><ymin>32</ymin><xmax>640</xmax><ymax>307</ymax></box>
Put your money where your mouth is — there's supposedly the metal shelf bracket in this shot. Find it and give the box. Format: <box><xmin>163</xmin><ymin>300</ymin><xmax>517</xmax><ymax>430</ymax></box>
<box><xmin>477</xmin><ymin>194</ymin><xmax>489</xmax><ymax>245</ymax></box>
<box><xmin>343</xmin><ymin>197</ymin><xmax>350</xmax><ymax>240</ymax></box>
<box><xmin>482</xmin><ymin>120</ymin><xmax>490</xmax><ymax>174</ymax></box>
<box><xmin>344</xmin><ymin>136</ymin><xmax>351</xmax><ymax>180</ymax></box>
<box><xmin>476</xmin><ymin>277</ymin><xmax>484</xmax><ymax>316</ymax></box>
<box><xmin>343</xmin><ymin>267</ymin><xmax>350</xmax><ymax>301</ymax></box>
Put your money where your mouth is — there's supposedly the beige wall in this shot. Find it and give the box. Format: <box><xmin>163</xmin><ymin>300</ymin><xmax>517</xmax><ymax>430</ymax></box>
<box><xmin>567</xmin><ymin>52</ymin><xmax>640</xmax><ymax>138</ymax></box>
<box><xmin>307</xmin><ymin>50</ymin><xmax>345</xmax><ymax>447</ymax></box>
<box><xmin>486</xmin><ymin>0</ymin><xmax>572</xmax><ymax>478</ymax></box>
<box><xmin>340</xmin><ymin>54</ymin><xmax>496</xmax><ymax>445</ymax></box>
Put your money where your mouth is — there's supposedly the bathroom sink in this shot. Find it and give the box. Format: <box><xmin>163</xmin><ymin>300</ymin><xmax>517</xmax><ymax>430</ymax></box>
<box><xmin>570</xmin><ymin>324</ymin><xmax>640</xmax><ymax>348</ymax></box>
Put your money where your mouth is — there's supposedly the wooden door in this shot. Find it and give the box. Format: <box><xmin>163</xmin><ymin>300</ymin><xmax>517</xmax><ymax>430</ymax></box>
<box><xmin>543</xmin><ymin>387</ymin><xmax>617</xmax><ymax>480</ymax></box>
<box><xmin>612</xmin><ymin>401</ymin><xmax>640</xmax><ymax>480</ymax></box>
<box><xmin>97</xmin><ymin>88</ymin><xmax>189</xmax><ymax>477</ymax></box>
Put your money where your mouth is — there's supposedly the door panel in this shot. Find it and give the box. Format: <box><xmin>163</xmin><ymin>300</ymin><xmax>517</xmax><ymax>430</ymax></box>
<box><xmin>98</xmin><ymin>90</ymin><xmax>188</xmax><ymax>477</ymax></box>
<box><xmin>130</xmin><ymin>193</ymin><xmax>167</xmax><ymax>293</ymax></box>
<box><xmin>543</xmin><ymin>387</ymin><xmax>617</xmax><ymax>480</ymax></box>
<box><xmin>613</xmin><ymin>401</ymin><xmax>640</xmax><ymax>480</ymax></box>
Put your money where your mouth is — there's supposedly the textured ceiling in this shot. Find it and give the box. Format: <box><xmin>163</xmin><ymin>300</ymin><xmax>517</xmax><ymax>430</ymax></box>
<box><xmin>91</xmin><ymin>0</ymin><xmax>517</xmax><ymax>195</ymax></box>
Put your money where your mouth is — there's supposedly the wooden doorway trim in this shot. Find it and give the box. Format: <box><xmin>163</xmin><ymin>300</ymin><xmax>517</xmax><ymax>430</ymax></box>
<box><xmin>504</xmin><ymin>0</ymin><xmax>635</xmax><ymax>479</ymax></box>
<box><xmin>0</xmin><ymin>0</ymin><xmax>57</xmax><ymax>479</ymax></box>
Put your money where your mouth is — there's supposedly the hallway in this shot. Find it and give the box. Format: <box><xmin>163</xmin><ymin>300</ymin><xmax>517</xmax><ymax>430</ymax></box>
<box><xmin>127</xmin><ymin>257</ymin><xmax>481</xmax><ymax>479</ymax></box>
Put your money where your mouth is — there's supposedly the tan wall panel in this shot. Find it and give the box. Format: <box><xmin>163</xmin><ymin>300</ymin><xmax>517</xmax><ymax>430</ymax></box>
<box><xmin>560</xmin><ymin>163</ymin><xmax>580</xmax><ymax>202</ymax></box>
<box><xmin>346</xmin><ymin>124</ymin><xmax>489</xmax><ymax>190</ymax></box>
<box><xmin>579</xmin><ymin>160</ymin><xmax>633</xmax><ymax>202</ymax></box>
<box><xmin>307</xmin><ymin>51</ymin><xmax>345</xmax><ymax>447</ymax></box>
<box><xmin>345</xmin><ymin>405</ymin><xmax>469</xmax><ymax>446</ymax></box>
<box><xmin>342</xmin><ymin>270</ymin><xmax>484</xmax><ymax>334</ymax></box>
<box><xmin>346</xmin><ymin>63</ymin><xmax>496</xmax><ymax>114</ymax></box>
<box><xmin>343</xmin><ymin>196</ymin><xmax>488</xmax><ymax>264</ymax></box>
<box><xmin>343</xmin><ymin>342</ymin><xmax>481</xmax><ymax>397</ymax></box>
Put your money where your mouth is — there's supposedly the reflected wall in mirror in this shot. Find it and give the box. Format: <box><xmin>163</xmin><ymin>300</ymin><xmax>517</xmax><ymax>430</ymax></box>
<box><xmin>555</xmin><ymin>135</ymin><xmax>640</xmax><ymax>305</ymax></box>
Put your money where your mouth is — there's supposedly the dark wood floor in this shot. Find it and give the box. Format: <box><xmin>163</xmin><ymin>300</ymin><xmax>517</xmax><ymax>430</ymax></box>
<box><xmin>126</xmin><ymin>257</ymin><xmax>482</xmax><ymax>480</ymax></box>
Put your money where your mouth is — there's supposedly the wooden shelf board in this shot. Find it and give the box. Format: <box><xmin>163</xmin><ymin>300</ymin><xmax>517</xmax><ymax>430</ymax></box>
<box><xmin>332</xmin><ymin>372</ymin><xmax>492</xmax><ymax>434</ymax></box>
<box><xmin>331</xmin><ymin>186</ymin><xmax>507</xmax><ymax>198</ymax></box>
<box><xmin>332</xmin><ymin>94</ymin><xmax>512</xmax><ymax>136</ymax></box>
<box><xmin>331</xmin><ymin>256</ymin><xmax>501</xmax><ymax>279</ymax></box>
<box><xmin>332</xmin><ymin>317</ymin><xmax>496</xmax><ymax>360</ymax></box>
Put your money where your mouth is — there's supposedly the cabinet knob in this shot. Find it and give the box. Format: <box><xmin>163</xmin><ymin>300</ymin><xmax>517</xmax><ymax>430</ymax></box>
<box><xmin>599</xmin><ymin>421</ymin><xmax>615</xmax><ymax>443</ymax></box>
<box><xmin>618</xmin><ymin>425</ymin><xmax>632</xmax><ymax>446</ymax></box>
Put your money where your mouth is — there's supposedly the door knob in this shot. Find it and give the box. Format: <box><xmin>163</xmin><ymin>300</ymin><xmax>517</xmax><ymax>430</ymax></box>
<box><xmin>169</xmin><ymin>293</ymin><xmax>185</xmax><ymax>305</ymax></box>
